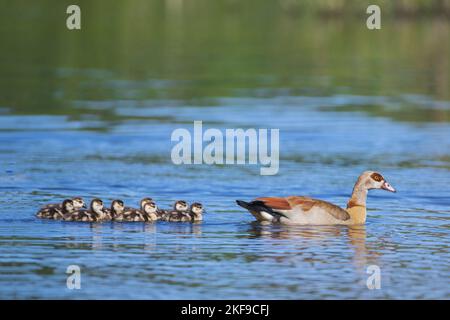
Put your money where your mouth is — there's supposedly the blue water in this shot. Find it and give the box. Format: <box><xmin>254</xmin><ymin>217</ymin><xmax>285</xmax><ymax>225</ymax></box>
<box><xmin>1</xmin><ymin>89</ymin><xmax>449</xmax><ymax>299</ymax></box>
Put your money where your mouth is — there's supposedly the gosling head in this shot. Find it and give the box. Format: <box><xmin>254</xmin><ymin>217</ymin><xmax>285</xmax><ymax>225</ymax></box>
<box><xmin>143</xmin><ymin>201</ymin><xmax>158</xmax><ymax>221</ymax></box>
<box><xmin>174</xmin><ymin>200</ymin><xmax>188</xmax><ymax>212</ymax></box>
<box><xmin>62</xmin><ymin>199</ymin><xmax>75</xmax><ymax>213</ymax></box>
<box><xmin>72</xmin><ymin>197</ymin><xmax>86</xmax><ymax>209</ymax></box>
<box><xmin>143</xmin><ymin>201</ymin><xmax>158</xmax><ymax>214</ymax></box>
<box><xmin>190</xmin><ymin>203</ymin><xmax>204</xmax><ymax>216</ymax></box>
<box><xmin>90</xmin><ymin>198</ymin><xmax>104</xmax><ymax>214</ymax></box>
<box><xmin>140</xmin><ymin>197</ymin><xmax>153</xmax><ymax>210</ymax></box>
<box><xmin>359</xmin><ymin>171</ymin><xmax>396</xmax><ymax>193</ymax></box>
<box><xmin>111</xmin><ymin>199</ymin><xmax>125</xmax><ymax>215</ymax></box>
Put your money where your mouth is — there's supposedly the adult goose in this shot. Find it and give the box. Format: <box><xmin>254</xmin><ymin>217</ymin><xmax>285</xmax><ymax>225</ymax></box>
<box><xmin>236</xmin><ymin>171</ymin><xmax>396</xmax><ymax>225</ymax></box>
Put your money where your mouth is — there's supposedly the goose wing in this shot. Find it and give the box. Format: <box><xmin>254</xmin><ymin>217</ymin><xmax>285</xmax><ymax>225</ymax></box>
<box><xmin>255</xmin><ymin>196</ymin><xmax>351</xmax><ymax>221</ymax></box>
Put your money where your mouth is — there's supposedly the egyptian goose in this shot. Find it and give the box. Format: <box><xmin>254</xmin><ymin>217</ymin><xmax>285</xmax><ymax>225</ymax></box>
<box><xmin>236</xmin><ymin>171</ymin><xmax>396</xmax><ymax>225</ymax></box>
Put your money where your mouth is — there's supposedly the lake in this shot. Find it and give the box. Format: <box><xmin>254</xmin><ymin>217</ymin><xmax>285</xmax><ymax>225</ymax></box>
<box><xmin>0</xmin><ymin>1</ymin><xmax>449</xmax><ymax>299</ymax></box>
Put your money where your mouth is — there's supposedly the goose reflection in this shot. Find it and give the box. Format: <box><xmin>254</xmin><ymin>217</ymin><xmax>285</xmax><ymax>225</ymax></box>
<box><xmin>245</xmin><ymin>222</ymin><xmax>380</xmax><ymax>272</ymax></box>
<box><xmin>246</xmin><ymin>221</ymin><xmax>344</xmax><ymax>240</ymax></box>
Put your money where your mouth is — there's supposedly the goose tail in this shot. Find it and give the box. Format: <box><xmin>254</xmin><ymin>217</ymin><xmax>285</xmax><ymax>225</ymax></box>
<box><xmin>236</xmin><ymin>200</ymin><xmax>252</xmax><ymax>210</ymax></box>
<box><xmin>236</xmin><ymin>200</ymin><xmax>286</xmax><ymax>222</ymax></box>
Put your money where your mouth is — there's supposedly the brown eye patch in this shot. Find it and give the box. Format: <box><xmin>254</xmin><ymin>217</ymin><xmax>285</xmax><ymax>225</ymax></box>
<box><xmin>371</xmin><ymin>173</ymin><xmax>383</xmax><ymax>182</ymax></box>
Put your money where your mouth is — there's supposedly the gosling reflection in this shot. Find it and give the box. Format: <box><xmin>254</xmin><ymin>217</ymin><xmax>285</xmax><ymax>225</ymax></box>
<box><xmin>89</xmin><ymin>222</ymin><xmax>106</xmax><ymax>250</ymax></box>
<box><xmin>163</xmin><ymin>221</ymin><xmax>203</xmax><ymax>236</ymax></box>
<box><xmin>143</xmin><ymin>223</ymin><xmax>157</xmax><ymax>251</ymax></box>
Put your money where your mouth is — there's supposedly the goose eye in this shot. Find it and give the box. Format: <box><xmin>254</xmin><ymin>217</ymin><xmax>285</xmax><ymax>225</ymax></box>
<box><xmin>371</xmin><ymin>173</ymin><xmax>383</xmax><ymax>182</ymax></box>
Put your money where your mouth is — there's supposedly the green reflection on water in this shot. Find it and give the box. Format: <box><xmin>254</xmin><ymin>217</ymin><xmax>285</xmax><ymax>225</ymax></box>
<box><xmin>0</xmin><ymin>0</ymin><xmax>449</xmax><ymax>122</ymax></box>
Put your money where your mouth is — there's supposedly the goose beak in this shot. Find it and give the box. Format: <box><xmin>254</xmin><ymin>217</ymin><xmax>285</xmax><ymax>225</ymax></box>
<box><xmin>382</xmin><ymin>181</ymin><xmax>396</xmax><ymax>193</ymax></box>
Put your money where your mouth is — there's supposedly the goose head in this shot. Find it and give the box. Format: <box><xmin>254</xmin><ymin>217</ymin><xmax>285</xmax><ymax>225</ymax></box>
<box><xmin>360</xmin><ymin>171</ymin><xmax>396</xmax><ymax>193</ymax></box>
